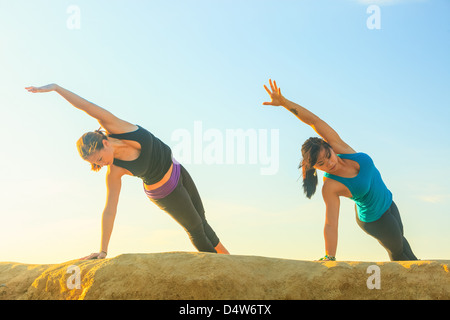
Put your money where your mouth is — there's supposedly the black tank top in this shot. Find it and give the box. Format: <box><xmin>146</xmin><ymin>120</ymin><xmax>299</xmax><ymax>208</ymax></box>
<box><xmin>108</xmin><ymin>125</ymin><xmax>172</xmax><ymax>185</ymax></box>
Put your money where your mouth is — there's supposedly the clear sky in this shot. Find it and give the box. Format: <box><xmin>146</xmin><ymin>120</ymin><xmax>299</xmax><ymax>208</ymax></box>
<box><xmin>0</xmin><ymin>0</ymin><xmax>449</xmax><ymax>264</ymax></box>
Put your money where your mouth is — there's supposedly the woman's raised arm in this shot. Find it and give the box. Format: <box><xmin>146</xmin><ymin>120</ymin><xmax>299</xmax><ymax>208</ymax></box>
<box><xmin>25</xmin><ymin>84</ymin><xmax>137</xmax><ymax>134</ymax></box>
<box><xmin>263</xmin><ymin>79</ymin><xmax>355</xmax><ymax>154</ymax></box>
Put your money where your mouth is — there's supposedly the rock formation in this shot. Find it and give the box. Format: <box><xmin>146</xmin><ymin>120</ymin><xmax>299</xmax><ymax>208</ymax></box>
<box><xmin>0</xmin><ymin>252</ymin><xmax>448</xmax><ymax>300</ymax></box>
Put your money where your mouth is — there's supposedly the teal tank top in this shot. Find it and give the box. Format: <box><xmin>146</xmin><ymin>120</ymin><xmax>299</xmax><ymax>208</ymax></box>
<box><xmin>323</xmin><ymin>153</ymin><xmax>392</xmax><ymax>222</ymax></box>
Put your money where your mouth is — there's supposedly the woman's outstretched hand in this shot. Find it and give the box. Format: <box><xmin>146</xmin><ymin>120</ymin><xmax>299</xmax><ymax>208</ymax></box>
<box><xmin>25</xmin><ymin>84</ymin><xmax>58</xmax><ymax>93</ymax></box>
<box><xmin>262</xmin><ymin>79</ymin><xmax>286</xmax><ymax>106</ymax></box>
<box><xmin>79</xmin><ymin>251</ymin><xmax>107</xmax><ymax>260</ymax></box>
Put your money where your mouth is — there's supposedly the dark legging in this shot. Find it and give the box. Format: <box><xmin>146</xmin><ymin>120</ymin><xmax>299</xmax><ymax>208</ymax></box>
<box><xmin>149</xmin><ymin>165</ymin><xmax>220</xmax><ymax>253</ymax></box>
<box><xmin>356</xmin><ymin>201</ymin><xmax>418</xmax><ymax>261</ymax></box>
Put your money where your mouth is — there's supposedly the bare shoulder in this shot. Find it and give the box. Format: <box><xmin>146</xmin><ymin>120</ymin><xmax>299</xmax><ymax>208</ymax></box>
<box><xmin>107</xmin><ymin>164</ymin><xmax>129</xmax><ymax>180</ymax></box>
<box><xmin>323</xmin><ymin>177</ymin><xmax>352</xmax><ymax>198</ymax></box>
<box><xmin>312</xmin><ymin>118</ymin><xmax>356</xmax><ymax>154</ymax></box>
<box><xmin>322</xmin><ymin>178</ymin><xmax>340</xmax><ymax>197</ymax></box>
<box><xmin>329</xmin><ymin>140</ymin><xmax>356</xmax><ymax>155</ymax></box>
<box><xmin>101</xmin><ymin>117</ymin><xmax>138</xmax><ymax>135</ymax></box>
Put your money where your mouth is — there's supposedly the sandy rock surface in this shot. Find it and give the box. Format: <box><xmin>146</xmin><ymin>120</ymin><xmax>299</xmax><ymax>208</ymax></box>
<box><xmin>0</xmin><ymin>252</ymin><xmax>448</xmax><ymax>300</ymax></box>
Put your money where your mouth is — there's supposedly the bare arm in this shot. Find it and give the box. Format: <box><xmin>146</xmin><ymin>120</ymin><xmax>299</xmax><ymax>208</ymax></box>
<box><xmin>25</xmin><ymin>84</ymin><xmax>137</xmax><ymax>134</ymax></box>
<box><xmin>263</xmin><ymin>79</ymin><xmax>355</xmax><ymax>154</ymax></box>
<box><xmin>79</xmin><ymin>165</ymin><xmax>125</xmax><ymax>260</ymax></box>
<box><xmin>322</xmin><ymin>181</ymin><xmax>341</xmax><ymax>258</ymax></box>
<box><xmin>100</xmin><ymin>166</ymin><xmax>124</xmax><ymax>253</ymax></box>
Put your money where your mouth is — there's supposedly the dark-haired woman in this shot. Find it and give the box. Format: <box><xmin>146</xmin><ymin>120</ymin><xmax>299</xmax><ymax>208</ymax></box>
<box><xmin>263</xmin><ymin>79</ymin><xmax>417</xmax><ymax>261</ymax></box>
<box><xmin>25</xmin><ymin>84</ymin><xmax>229</xmax><ymax>259</ymax></box>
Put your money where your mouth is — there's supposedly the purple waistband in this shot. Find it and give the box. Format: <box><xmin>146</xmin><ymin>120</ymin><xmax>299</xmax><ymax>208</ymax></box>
<box><xmin>144</xmin><ymin>159</ymin><xmax>181</xmax><ymax>199</ymax></box>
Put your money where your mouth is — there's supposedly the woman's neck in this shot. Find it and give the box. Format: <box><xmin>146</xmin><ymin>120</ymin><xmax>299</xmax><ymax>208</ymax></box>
<box><xmin>109</xmin><ymin>138</ymin><xmax>128</xmax><ymax>158</ymax></box>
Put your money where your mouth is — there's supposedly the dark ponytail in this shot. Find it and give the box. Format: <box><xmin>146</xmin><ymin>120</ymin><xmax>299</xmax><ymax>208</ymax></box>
<box><xmin>299</xmin><ymin>137</ymin><xmax>332</xmax><ymax>199</ymax></box>
<box><xmin>301</xmin><ymin>165</ymin><xmax>318</xmax><ymax>199</ymax></box>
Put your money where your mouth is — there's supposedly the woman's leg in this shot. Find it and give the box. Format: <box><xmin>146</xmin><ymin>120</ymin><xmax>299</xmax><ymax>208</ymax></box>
<box><xmin>386</xmin><ymin>202</ymin><xmax>417</xmax><ymax>260</ymax></box>
<box><xmin>149</xmin><ymin>166</ymin><xmax>227</xmax><ymax>254</ymax></box>
<box><xmin>178</xmin><ymin>165</ymin><xmax>229</xmax><ymax>253</ymax></box>
<box><xmin>356</xmin><ymin>202</ymin><xmax>418</xmax><ymax>261</ymax></box>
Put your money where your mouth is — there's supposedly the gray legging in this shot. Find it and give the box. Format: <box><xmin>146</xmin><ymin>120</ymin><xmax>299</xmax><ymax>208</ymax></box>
<box><xmin>356</xmin><ymin>201</ymin><xmax>418</xmax><ymax>261</ymax></box>
<box><xmin>148</xmin><ymin>165</ymin><xmax>220</xmax><ymax>253</ymax></box>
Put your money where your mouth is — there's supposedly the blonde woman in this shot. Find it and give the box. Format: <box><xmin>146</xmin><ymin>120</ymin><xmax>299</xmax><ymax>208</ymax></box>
<box><xmin>26</xmin><ymin>84</ymin><xmax>229</xmax><ymax>259</ymax></box>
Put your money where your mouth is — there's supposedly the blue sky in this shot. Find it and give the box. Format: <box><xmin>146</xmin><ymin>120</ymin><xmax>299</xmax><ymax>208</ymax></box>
<box><xmin>0</xmin><ymin>0</ymin><xmax>449</xmax><ymax>263</ymax></box>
